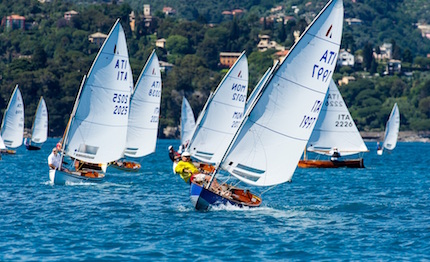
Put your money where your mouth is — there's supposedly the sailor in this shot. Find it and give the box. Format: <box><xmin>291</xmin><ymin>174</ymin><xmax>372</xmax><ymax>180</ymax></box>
<box><xmin>174</xmin><ymin>152</ymin><xmax>199</xmax><ymax>183</ymax></box>
<box><xmin>330</xmin><ymin>147</ymin><xmax>341</xmax><ymax>161</ymax></box>
<box><xmin>168</xmin><ymin>145</ymin><xmax>181</xmax><ymax>162</ymax></box>
<box><xmin>48</xmin><ymin>147</ymin><xmax>61</xmax><ymax>170</ymax></box>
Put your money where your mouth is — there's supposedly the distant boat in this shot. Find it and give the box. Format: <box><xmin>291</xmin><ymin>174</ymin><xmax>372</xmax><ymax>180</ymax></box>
<box><xmin>298</xmin><ymin>79</ymin><xmax>368</xmax><ymax>168</ymax></box>
<box><xmin>179</xmin><ymin>96</ymin><xmax>195</xmax><ymax>153</ymax></box>
<box><xmin>187</xmin><ymin>51</ymin><xmax>248</xmax><ymax>165</ymax></box>
<box><xmin>110</xmin><ymin>50</ymin><xmax>162</xmax><ymax>172</ymax></box>
<box><xmin>0</xmin><ymin>135</ymin><xmax>6</xmax><ymax>159</ymax></box>
<box><xmin>49</xmin><ymin>19</ymin><xmax>133</xmax><ymax>184</ymax></box>
<box><xmin>190</xmin><ymin>0</ymin><xmax>344</xmax><ymax>210</ymax></box>
<box><xmin>0</xmin><ymin>85</ymin><xmax>24</xmax><ymax>154</ymax></box>
<box><xmin>25</xmin><ymin>97</ymin><xmax>48</xmax><ymax>150</ymax></box>
<box><xmin>377</xmin><ymin>103</ymin><xmax>400</xmax><ymax>155</ymax></box>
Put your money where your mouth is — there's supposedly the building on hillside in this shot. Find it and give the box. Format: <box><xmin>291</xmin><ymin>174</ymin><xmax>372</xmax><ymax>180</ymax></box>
<box><xmin>2</xmin><ymin>15</ymin><xmax>25</xmax><ymax>30</ymax></box>
<box><xmin>143</xmin><ymin>4</ymin><xmax>152</xmax><ymax>27</ymax></box>
<box><xmin>345</xmin><ymin>18</ymin><xmax>362</xmax><ymax>26</ymax></box>
<box><xmin>385</xmin><ymin>59</ymin><xmax>402</xmax><ymax>75</ymax></box>
<box><xmin>374</xmin><ymin>43</ymin><xmax>392</xmax><ymax>61</ymax></box>
<box><xmin>163</xmin><ymin>6</ymin><xmax>176</xmax><ymax>16</ymax></box>
<box><xmin>219</xmin><ymin>52</ymin><xmax>242</xmax><ymax>68</ymax></box>
<box><xmin>337</xmin><ymin>49</ymin><xmax>354</xmax><ymax>67</ymax></box>
<box><xmin>257</xmin><ymin>34</ymin><xmax>284</xmax><ymax>52</ymax></box>
<box><xmin>338</xmin><ymin>76</ymin><xmax>356</xmax><ymax>86</ymax></box>
<box><xmin>88</xmin><ymin>32</ymin><xmax>108</xmax><ymax>48</ymax></box>
<box><xmin>159</xmin><ymin>61</ymin><xmax>174</xmax><ymax>74</ymax></box>
<box><xmin>64</xmin><ymin>10</ymin><xmax>79</xmax><ymax>21</ymax></box>
<box><xmin>417</xmin><ymin>23</ymin><xmax>430</xmax><ymax>40</ymax></box>
<box><xmin>156</xmin><ymin>38</ymin><xmax>166</xmax><ymax>49</ymax></box>
<box><xmin>274</xmin><ymin>50</ymin><xmax>289</xmax><ymax>64</ymax></box>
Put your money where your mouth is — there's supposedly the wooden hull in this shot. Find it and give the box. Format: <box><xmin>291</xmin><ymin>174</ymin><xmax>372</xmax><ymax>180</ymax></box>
<box><xmin>109</xmin><ymin>160</ymin><xmax>141</xmax><ymax>172</ymax></box>
<box><xmin>49</xmin><ymin>169</ymin><xmax>105</xmax><ymax>185</ymax></box>
<box><xmin>298</xmin><ymin>158</ymin><xmax>364</xmax><ymax>168</ymax></box>
<box><xmin>190</xmin><ymin>181</ymin><xmax>261</xmax><ymax>211</ymax></box>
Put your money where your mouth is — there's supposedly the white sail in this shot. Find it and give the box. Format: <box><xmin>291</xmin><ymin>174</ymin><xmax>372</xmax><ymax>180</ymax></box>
<box><xmin>221</xmin><ymin>0</ymin><xmax>344</xmax><ymax>186</ymax></box>
<box><xmin>382</xmin><ymin>103</ymin><xmax>400</xmax><ymax>150</ymax></box>
<box><xmin>65</xmin><ymin>19</ymin><xmax>133</xmax><ymax>164</ymax></box>
<box><xmin>0</xmin><ymin>135</ymin><xmax>5</xmax><ymax>150</ymax></box>
<box><xmin>124</xmin><ymin>50</ymin><xmax>162</xmax><ymax>158</ymax></box>
<box><xmin>306</xmin><ymin>79</ymin><xmax>368</xmax><ymax>156</ymax></box>
<box><xmin>188</xmin><ymin>52</ymin><xmax>248</xmax><ymax>164</ymax></box>
<box><xmin>244</xmin><ymin>66</ymin><xmax>273</xmax><ymax>114</ymax></box>
<box><xmin>181</xmin><ymin>96</ymin><xmax>195</xmax><ymax>146</ymax></box>
<box><xmin>30</xmin><ymin>97</ymin><xmax>48</xmax><ymax>144</ymax></box>
<box><xmin>1</xmin><ymin>85</ymin><xmax>24</xmax><ymax>148</ymax></box>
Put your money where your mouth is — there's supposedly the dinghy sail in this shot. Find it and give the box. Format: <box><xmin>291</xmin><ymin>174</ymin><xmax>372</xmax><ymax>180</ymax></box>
<box><xmin>111</xmin><ymin>50</ymin><xmax>162</xmax><ymax>172</ymax></box>
<box><xmin>187</xmin><ymin>51</ymin><xmax>248</xmax><ymax>164</ymax></box>
<box><xmin>190</xmin><ymin>0</ymin><xmax>344</xmax><ymax>210</ymax></box>
<box><xmin>1</xmin><ymin>85</ymin><xmax>24</xmax><ymax>153</ymax></box>
<box><xmin>26</xmin><ymin>96</ymin><xmax>48</xmax><ymax>150</ymax></box>
<box><xmin>377</xmin><ymin>103</ymin><xmax>400</xmax><ymax>155</ymax></box>
<box><xmin>180</xmin><ymin>96</ymin><xmax>195</xmax><ymax>151</ymax></box>
<box><xmin>298</xmin><ymin>79</ymin><xmax>368</xmax><ymax>168</ymax></box>
<box><xmin>50</xmin><ymin>19</ymin><xmax>133</xmax><ymax>184</ymax></box>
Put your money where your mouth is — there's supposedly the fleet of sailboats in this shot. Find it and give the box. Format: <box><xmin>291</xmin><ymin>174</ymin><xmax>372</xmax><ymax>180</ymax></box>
<box><xmin>110</xmin><ymin>49</ymin><xmax>162</xmax><ymax>172</ymax></box>
<box><xmin>0</xmin><ymin>85</ymin><xmax>24</xmax><ymax>154</ymax></box>
<box><xmin>190</xmin><ymin>0</ymin><xmax>344</xmax><ymax>210</ymax></box>
<box><xmin>377</xmin><ymin>103</ymin><xmax>400</xmax><ymax>155</ymax></box>
<box><xmin>298</xmin><ymin>79</ymin><xmax>368</xmax><ymax>168</ymax></box>
<box><xmin>49</xmin><ymin>19</ymin><xmax>133</xmax><ymax>184</ymax></box>
<box><xmin>25</xmin><ymin>96</ymin><xmax>48</xmax><ymax>150</ymax></box>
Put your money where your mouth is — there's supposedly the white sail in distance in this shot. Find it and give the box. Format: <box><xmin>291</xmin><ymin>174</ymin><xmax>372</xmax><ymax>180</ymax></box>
<box><xmin>65</xmin><ymin>19</ymin><xmax>133</xmax><ymax>164</ymax></box>
<box><xmin>30</xmin><ymin>97</ymin><xmax>48</xmax><ymax>144</ymax></box>
<box><xmin>221</xmin><ymin>0</ymin><xmax>344</xmax><ymax>186</ymax></box>
<box><xmin>306</xmin><ymin>79</ymin><xmax>368</xmax><ymax>156</ymax></box>
<box><xmin>124</xmin><ymin>50</ymin><xmax>162</xmax><ymax>158</ymax></box>
<box><xmin>181</xmin><ymin>97</ymin><xmax>195</xmax><ymax>147</ymax></box>
<box><xmin>383</xmin><ymin>103</ymin><xmax>400</xmax><ymax>150</ymax></box>
<box><xmin>188</xmin><ymin>51</ymin><xmax>248</xmax><ymax>164</ymax></box>
<box><xmin>1</xmin><ymin>85</ymin><xmax>24</xmax><ymax>148</ymax></box>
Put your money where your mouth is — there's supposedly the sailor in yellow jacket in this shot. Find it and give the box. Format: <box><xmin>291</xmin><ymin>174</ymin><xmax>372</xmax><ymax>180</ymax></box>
<box><xmin>174</xmin><ymin>152</ymin><xmax>199</xmax><ymax>183</ymax></box>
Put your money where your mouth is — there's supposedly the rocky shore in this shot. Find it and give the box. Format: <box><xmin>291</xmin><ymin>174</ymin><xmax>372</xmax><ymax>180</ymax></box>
<box><xmin>360</xmin><ymin>131</ymin><xmax>430</xmax><ymax>143</ymax></box>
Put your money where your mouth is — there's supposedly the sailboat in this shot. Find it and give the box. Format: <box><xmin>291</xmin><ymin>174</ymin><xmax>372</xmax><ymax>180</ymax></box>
<box><xmin>0</xmin><ymin>85</ymin><xmax>24</xmax><ymax>154</ymax></box>
<box><xmin>0</xmin><ymin>135</ymin><xmax>6</xmax><ymax>159</ymax></box>
<box><xmin>25</xmin><ymin>96</ymin><xmax>48</xmax><ymax>150</ymax></box>
<box><xmin>298</xmin><ymin>79</ymin><xmax>368</xmax><ymax>168</ymax></box>
<box><xmin>110</xmin><ymin>50</ymin><xmax>162</xmax><ymax>172</ymax></box>
<box><xmin>187</xmin><ymin>51</ymin><xmax>248</xmax><ymax>165</ymax></box>
<box><xmin>190</xmin><ymin>0</ymin><xmax>344</xmax><ymax>210</ymax></box>
<box><xmin>179</xmin><ymin>96</ymin><xmax>195</xmax><ymax>152</ymax></box>
<box><xmin>377</xmin><ymin>103</ymin><xmax>400</xmax><ymax>155</ymax></box>
<box><xmin>49</xmin><ymin>19</ymin><xmax>133</xmax><ymax>184</ymax></box>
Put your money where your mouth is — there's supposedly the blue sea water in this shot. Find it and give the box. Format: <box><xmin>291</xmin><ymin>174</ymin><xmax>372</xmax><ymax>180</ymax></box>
<box><xmin>0</xmin><ymin>138</ymin><xmax>429</xmax><ymax>261</ymax></box>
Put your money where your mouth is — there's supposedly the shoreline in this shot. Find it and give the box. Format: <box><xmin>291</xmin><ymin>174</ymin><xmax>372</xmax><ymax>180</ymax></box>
<box><xmin>360</xmin><ymin>131</ymin><xmax>430</xmax><ymax>143</ymax></box>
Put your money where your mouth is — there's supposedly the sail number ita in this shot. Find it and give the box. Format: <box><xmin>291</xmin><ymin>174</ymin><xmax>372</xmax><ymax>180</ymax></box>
<box><xmin>312</xmin><ymin>50</ymin><xmax>337</xmax><ymax>83</ymax></box>
<box><xmin>148</xmin><ymin>80</ymin><xmax>161</xmax><ymax>98</ymax></box>
<box><xmin>112</xmin><ymin>93</ymin><xmax>129</xmax><ymax>115</ymax></box>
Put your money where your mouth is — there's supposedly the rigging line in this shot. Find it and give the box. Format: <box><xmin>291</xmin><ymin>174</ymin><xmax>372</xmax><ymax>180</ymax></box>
<box><xmin>198</xmin><ymin>126</ymin><xmax>236</xmax><ymax>135</ymax></box>
<box><xmin>210</xmin><ymin>99</ymin><xmax>246</xmax><ymax>109</ymax></box>
<box><xmin>275</xmin><ymin>75</ymin><xmax>327</xmax><ymax>95</ymax></box>
<box><xmin>308</xmin><ymin>33</ymin><xmax>342</xmax><ymax>46</ymax></box>
<box><xmin>261</xmin><ymin>185</ymin><xmax>278</xmax><ymax>196</ymax></box>
<box><xmin>100</xmin><ymin>51</ymin><xmax>129</xmax><ymax>59</ymax></box>
<box><xmin>250</xmin><ymin>120</ymin><xmax>309</xmax><ymax>142</ymax></box>
<box><xmin>73</xmin><ymin>118</ymin><xmax>128</xmax><ymax>128</ymax></box>
<box><xmin>89</xmin><ymin>84</ymin><xmax>132</xmax><ymax>92</ymax></box>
